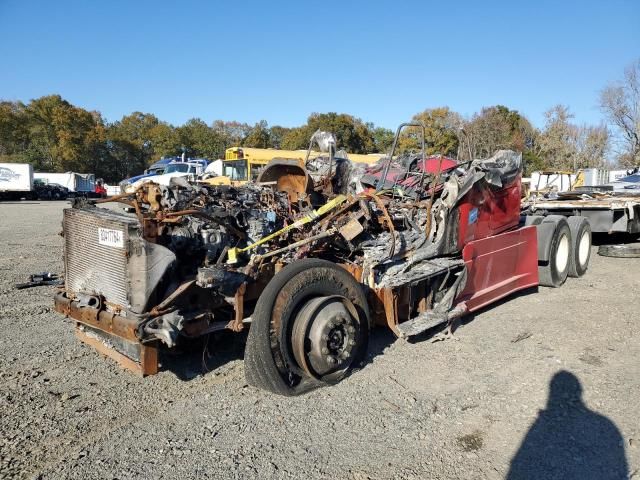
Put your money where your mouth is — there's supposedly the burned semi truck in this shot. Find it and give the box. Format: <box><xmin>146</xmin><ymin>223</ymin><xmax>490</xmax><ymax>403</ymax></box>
<box><xmin>54</xmin><ymin>124</ymin><xmax>592</xmax><ymax>395</ymax></box>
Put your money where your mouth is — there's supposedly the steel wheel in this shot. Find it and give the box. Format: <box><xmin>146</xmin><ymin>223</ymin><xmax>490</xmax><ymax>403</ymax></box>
<box><xmin>291</xmin><ymin>295</ymin><xmax>361</xmax><ymax>381</ymax></box>
<box><xmin>555</xmin><ymin>231</ymin><xmax>570</xmax><ymax>273</ymax></box>
<box><xmin>244</xmin><ymin>259</ymin><xmax>370</xmax><ymax>396</ymax></box>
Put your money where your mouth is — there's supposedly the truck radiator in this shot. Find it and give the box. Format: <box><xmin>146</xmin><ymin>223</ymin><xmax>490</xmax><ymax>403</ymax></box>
<box><xmin>63</xmin><ymin>207</ymin><xmax>175</xmax><ymax>313</ymax></box>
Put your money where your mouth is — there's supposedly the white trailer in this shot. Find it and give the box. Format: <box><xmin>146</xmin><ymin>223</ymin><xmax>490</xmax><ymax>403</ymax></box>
<box><xmin>609</xmin><ymin>169</ymin><xmax>633</xmax><ymax>182</ymax></box>
<box><xmin>581</xmin><ymin>168</ymin><xmax>610</xmax><ymax>187</ymax></box>
<box><xmin>204</xmin><ymin>159</ymin><xmax>223</xmax><ymax>177</ymax></box>
<box><xmin>34</xmin><ymin>172</ymin><xmax>95</xmax><ymax>193</ymax></box>
<box><xmin>0</xmin><ymin>163</ymin><xmax>34</xmax><ymax>200</ymax></box>
<box><xmin>530</xmin><ymin>171</ymin><xmax>576</xmax><ymax>193</ymax></box>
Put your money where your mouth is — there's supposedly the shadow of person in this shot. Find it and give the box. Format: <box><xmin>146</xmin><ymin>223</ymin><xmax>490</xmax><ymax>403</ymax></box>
<box><xmin>507</xmin><ymin>370</ymin><xmax>628</xmax><ymax>480</ymax></box>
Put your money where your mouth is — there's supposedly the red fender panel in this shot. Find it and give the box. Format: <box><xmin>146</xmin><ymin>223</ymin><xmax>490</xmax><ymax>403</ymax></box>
<box><xmin>456</xmin><ymin>226</ymin><xmax>539</xmax><ymax>312</ymax></box>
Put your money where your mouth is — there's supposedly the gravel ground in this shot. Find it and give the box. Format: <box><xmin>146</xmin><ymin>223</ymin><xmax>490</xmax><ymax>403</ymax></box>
<box><xmin>1</xmin><ymin>201</ymin><xmax>639</xmax><ymax>480</ymax></box>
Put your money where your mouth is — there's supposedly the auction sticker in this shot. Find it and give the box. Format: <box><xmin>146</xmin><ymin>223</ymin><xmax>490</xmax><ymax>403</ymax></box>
<box><xmin>98</xmin><ymin>228</ymin><xmax>124</xmax><ymax>248</ymax></box>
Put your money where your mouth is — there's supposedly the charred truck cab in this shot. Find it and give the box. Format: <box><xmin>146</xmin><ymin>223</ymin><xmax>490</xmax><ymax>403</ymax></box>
<box><xmin>54</xmin><ymin>124</ymin><xmax>592</xmax><ymax>395</ymax></box>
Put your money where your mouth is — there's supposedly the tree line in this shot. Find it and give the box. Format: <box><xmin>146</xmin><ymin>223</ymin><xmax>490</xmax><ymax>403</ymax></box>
<box><xmin>0</xmin><ymin>59</ymin><xmax>637</xmax><ymax>182</ymax></box>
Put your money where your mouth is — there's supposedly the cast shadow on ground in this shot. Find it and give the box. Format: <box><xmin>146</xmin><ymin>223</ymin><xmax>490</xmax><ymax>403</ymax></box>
<box><xmin>405</xmin><ymin>285</ymin><xmax>540</xmax><ymax>344</ymax></box>
<box><xmin>507</xmin><ymin>370</ymin><xmax>628</xmax><ymax>480</ymax></box>
<box><xmin>161</xmin><ymin>286</ymin><xmax>541</xmax><ymax>381</ymax></box>
<box><xmin>163</xmin><ymin>327</ymin><xmax>398</xmax><ymax>382</ymax></box>
<box><xmin>592</xmin><ymin>232</ymin><xmax>640</xmax><ymax>246</ymax></box>
<box><xmin>161</xmin><ymin>330</ymin><xmax>249</xmax><ymax>381</ymax></box>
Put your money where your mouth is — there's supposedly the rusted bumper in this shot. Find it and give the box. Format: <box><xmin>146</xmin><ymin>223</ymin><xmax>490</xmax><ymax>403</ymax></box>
<box><xmin>54</xmin><ymin>291</ymin><xmax>158</xmax><ymax>376</ymax></box>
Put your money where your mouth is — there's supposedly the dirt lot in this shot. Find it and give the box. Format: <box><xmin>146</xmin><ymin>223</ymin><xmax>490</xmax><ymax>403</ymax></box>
<box><xmin>1</xmin><ymin>201</ymin><xmax>639</xmax><ymax>480</ymax></box>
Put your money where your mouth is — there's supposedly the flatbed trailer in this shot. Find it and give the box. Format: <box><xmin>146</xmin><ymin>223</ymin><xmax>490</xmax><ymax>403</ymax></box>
<box><xmin>53</xmin><ymin>124</ymin><xmax>593</xmax><ymax>396</ymax></box>
<box><xmin>526</xmin><ymin>193</ymin><xmax>640</xmax><ymax>234</ymax></box>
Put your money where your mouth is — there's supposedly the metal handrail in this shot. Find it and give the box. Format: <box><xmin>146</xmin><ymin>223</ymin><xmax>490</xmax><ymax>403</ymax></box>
<box><xmin>377</xmin><ymin>122</ymin><xmax>426</xmax><ymax>191</ymax></box>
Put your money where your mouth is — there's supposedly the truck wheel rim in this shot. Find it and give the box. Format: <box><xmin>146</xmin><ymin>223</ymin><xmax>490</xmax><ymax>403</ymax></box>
<box><xmin>291</xmin><ymin>295</ymin><xmax>359</xmax><ymax>379</ymax></box>
<box><xmin>578</xmin><ymin>230</ymin><xmax>590</xmax><ymax>266</ymax></box>
<box><xmin>556</xmin><ymin>233</ymin><xmax>570</xmax><ymax>273</ymax></box>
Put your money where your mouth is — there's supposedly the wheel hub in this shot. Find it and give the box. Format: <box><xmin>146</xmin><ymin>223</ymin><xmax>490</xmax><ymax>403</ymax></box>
<box><xmin>291</xmin><ymin>296</ymin><xmax>360</xmax><ymax>379</ymax></box>
<box><xmin>556</xmin><ymin>233</ymin><xmax>570</xmax><ymax>272</ymax></box>
<box><xmin>578</xmin><ymin>230</ymin><xmax>590</xmax><ymax>266</ymax></box>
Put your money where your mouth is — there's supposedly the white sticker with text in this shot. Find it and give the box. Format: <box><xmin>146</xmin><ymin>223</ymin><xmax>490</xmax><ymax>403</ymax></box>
<box><xmin>98</xmin><ymin>228</ymin><xmax>124</xmax><ymax>248</ymax></box>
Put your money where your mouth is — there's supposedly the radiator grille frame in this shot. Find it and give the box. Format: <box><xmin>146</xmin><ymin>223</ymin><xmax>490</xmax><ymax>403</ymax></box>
<box><xmin>64</xmin><ymin>208</ymin><xmax>139</xmax><ymax>309</ymax></box>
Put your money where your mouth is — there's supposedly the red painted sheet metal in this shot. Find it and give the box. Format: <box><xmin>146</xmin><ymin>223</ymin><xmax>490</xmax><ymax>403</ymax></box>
<box><xmin>456</xmin><ymin>226</ymin><xmax>539</xmax><ymax>312</ymax></box>
<box><xmin>457</xmin><ymin>176</ymin><xmax>523</xmax><ymax>248</ymax></box>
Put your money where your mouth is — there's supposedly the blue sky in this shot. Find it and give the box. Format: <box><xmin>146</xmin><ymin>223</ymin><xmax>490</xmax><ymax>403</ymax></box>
<box><xmin>0</xmin><ymin>0</ymin><xmax>638</xmax><ymax>130</ymax></box>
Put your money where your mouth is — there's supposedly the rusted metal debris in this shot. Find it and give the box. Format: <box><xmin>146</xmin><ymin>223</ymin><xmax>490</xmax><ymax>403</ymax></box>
<box><xmin>15</xmin><ymin>272</ymin><xmax>63</xmax><ymax>290</ymax></box>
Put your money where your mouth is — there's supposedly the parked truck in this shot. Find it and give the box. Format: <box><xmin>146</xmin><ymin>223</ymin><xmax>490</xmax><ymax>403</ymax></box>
<box><xmin>54</xmin><ymin>123</ymin><xmax>592</xmax><ymax>395</ymax></box>
<box><xmin>120</xmin><ymin>159</ymin><xmax>209</xmax><ymax>193</ymax></box>
<box><xmin>0</xmin><ymin>163</ymin><xmax>34</xmax><ymax>200</ymax></box>
<box><xmin>117</xmin><ymin>157</ymin><xmax>175</xmax><ymax>193</ymax></box>
<box><xmin>33</xmin><ymin>172</ymin><xmax>96</xmax><ymax>197</ymax></box>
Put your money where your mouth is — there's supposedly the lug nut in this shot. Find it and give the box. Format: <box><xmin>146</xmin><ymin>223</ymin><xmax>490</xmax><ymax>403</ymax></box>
<box><xmin>321</xmin><ymin>347</ymin><xmax>329</xmax><ymax>354</ymax></box>
<box><xmin>347</xmin><ymin>326</ymin><xmax>356</xmax><ymax>333</ymax></box>
<box><xmin>349</xmin><ymin>339</ymin><xmax>356</xmax><ymax>346</ymax></box>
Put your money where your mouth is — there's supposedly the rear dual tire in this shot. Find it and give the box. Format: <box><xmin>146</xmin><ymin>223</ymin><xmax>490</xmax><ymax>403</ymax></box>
<box><xmin>567</xmin><ymin>216</ymin><xmax>591</xmax><ymax>277</ymax></box>
<box><xmin>538</xmin><ymin>216</ymin><xmax>572</xmax><ymax>287</ymax></box>
<box><xmin>537</xmin><ymin>215</ymin><xmax>591</xmax><ymax>287</ymax></box>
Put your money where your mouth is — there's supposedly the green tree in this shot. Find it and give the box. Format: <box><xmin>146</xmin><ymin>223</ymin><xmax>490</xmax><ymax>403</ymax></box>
<box><xmin>538</xmin><ymin>105</ymin><xmax>576</xmax><ymax>170</ymax></box>
<box><xmin>282</xmin><ymin>112</ymin><xmax>376</xmax><ymax>153</ymax></box>
<box><xmin>0</xmin><ymin>101</ymin><xmax>27</xmax><ymax>161</ymax></box>
<box><xmin>83</xmin><ymin>112</ymin><xmax>115</xmax><ymax>180</ymax></box>
<box><xmin>243</xmin><ymin>120</ymin><xmax>271</xmax><ymax>148</ymax></box>
<box><xmin>105</xmin><ymin>112</ymin><xmax>161</xmax><ymax>177</ymax></box>
<box><xmin>1</xmin><ymin>95</ymin><xmax>111</xmax><ymax>173</ymax></box>
<box><xmin>148</xmin><ymin>122</ymin><xmax>181</xmax><ymax>160</ymax></box>
<box><xmin>211</xmin><ymin>120</ymin><xmax>251</xmax><ymax>151</ymax></box>
<box><xmin>177</xmin><ymin>118</ymin><xmax>224</xmax><ymax>159</ymax></box>
<box><xmin>268</xmin><ymin>125</ymin><xmax>291</xmax><ymax>149</ymax></box>
<box><xmin>538</xmin><ymin>105</ymin><xmax>609</xmax><ymax>171</ymax></box>
<box><xmin>463</xmin><ymin>105</ymin><xmax>538</xmax><ymax>161</ymax></box>
<box><xmin>398</xmin><ymin>107</ymin><xmax>461</xmax><ymax>157</ymax></box>
<box><xmin>369</xmin><ymin>124</ymin><xmax>394</xmax><ymax>153</ymax></box>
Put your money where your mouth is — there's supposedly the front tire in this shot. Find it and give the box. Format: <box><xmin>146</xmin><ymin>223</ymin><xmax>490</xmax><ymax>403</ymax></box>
<box><xmin>244</xmin><ymin>259</ymin><xmax>370</xmax><ymax>396</ymax></box>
